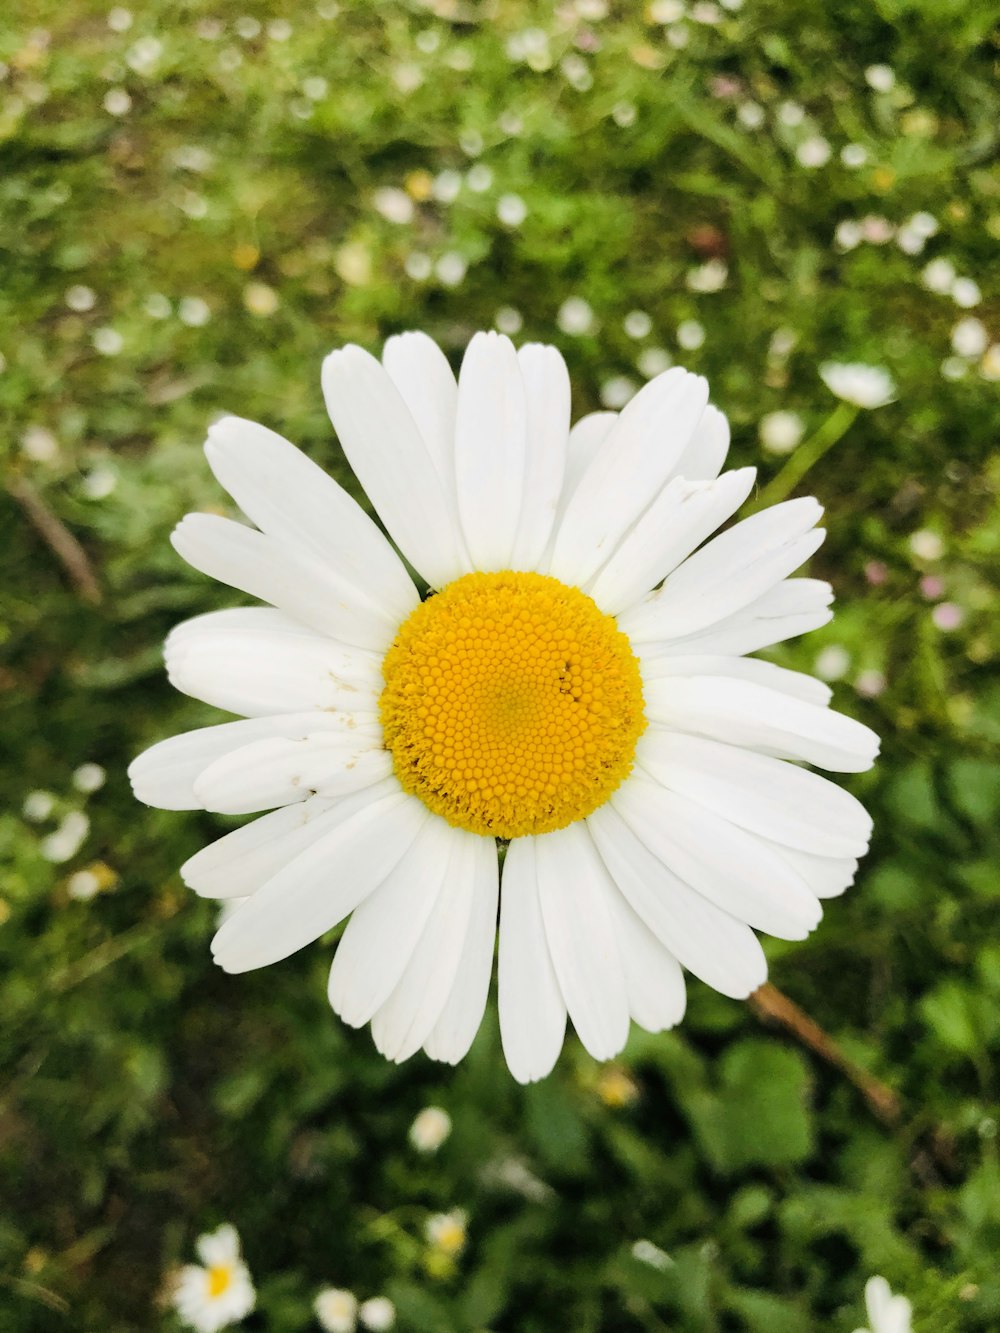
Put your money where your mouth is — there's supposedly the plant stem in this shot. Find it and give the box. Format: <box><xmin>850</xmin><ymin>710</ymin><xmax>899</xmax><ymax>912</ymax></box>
<box><xmin>750</xmin><ymin>401</ymin><xmax>859</xmax><ymax>511</ymax></box>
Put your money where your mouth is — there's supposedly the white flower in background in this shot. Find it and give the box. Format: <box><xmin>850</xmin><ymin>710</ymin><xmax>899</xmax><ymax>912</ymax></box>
<box><xmin>737</xmin><ymin>102</ymin><xmax>765</xmax><ymax>130</ymax></box>
<box><xmin>600</xmin><ymin>374</ymin><xmax>637</xmax><ymax>408</ymax></box>
<box><xmin>497</xmin><ymin>193</ymin><xmax>527</xmax><ymax>227</ymax></box>
<box><xmin>951</xmin><ymin>317</ymin><xmax>988</xmax><ymax>359</ymax></box>
<box><xmin>840</xmin><ymin>143</ymin><xmax>868</xmax><ymax>168</ymax></box>
<box><xmin>909</xmin><ymin>529</ymin><xmax>943</xmax><ymax>561</ymax></box>
<box><xmin>495</xmin><ymin>306</ymin><xmax>523</xmax><ymax>335</ymax></box>
<box><xmin>820</xmin><ymin>363</ymin><xmax>895</xmax><ymax>408</ymax></box>
<box><xmin>409</xmin><ymin>1105</ymin><xmax>453</xmax><ymax>1152</ymax></box>
<box><xmin>814</xmin><ymin>645</ymin><xmax>851</xmax><ymax>681</ymax></box>
<box><xmin>686</xmin><ymin>260</ymin><xmax>728</xmax><ymax>292</ymax></box>
<box><xmin>951</xmin><ymin>276</ymin><xmax>981</xmax><ymax>309</ymax></box>
<box><xmin>358</xmin><ymin>1296</ymin><xmax>396</xmax><ymax>1330</ymax></box>
<box><xmin>557</xmin><ymin>297</ymin><xmax>595</xmax><ymax>335</ymax></box>
<box><xmin>853</xmin><ymin>1276</ymin><xmax>913</xmax><ymax>1333</ymax></box>
<box><xmin>93</xmin><ymin>327</ymin><xmax>124</xmax><ymax>356</ymax></box>
<box><xmin>23</xmin><ymin>790</ymin><xmax>56</xmax><ymax>822</ymax></box>
<box><xmin>426</xmin><ymin>1209</ymin><xmax>467</xmax><ymax>1256</ymax></box>
<box><xmin>41</xmin><ymin>811</ymin><xmax>89</xmax><ymax>864</ymax></box>
<box><xmin>796</xmin><ymin>136</ymin><xmax>831</xmax><ymax>169</ymax></box>
<box><xmin>759</xmin><ymin>410</ymin><xmax>804</xmax><ymax>455</ymax></box>
<box><xmin>624</xmin><ymin>310</ymin><xmax>652</xmax><ymax>340</ymax></box>
<box><xmin>372</xmin><ymin>188</ymin><xmax>414</xmax><ymax>225</ymax></box>
<box><xmin>631</xmin><ymin>1238</ymin><xmax>673</xmax><ymax>1270</ymax></box>
<box><xmin>73</xmin><ymin>763</ymin><xmax>107</xmax><ymax>794</ymax></box>
<box><xmin>466</xmin><ymin>163</ymin><xmax>493</xmax><ymax>193</ymax></box>
<box><xmin>315</xmin><ymin>1287</ymin><xmax>358</xmax><ymax>1333</ymax></box>
<box><xmin>130</xmin><ymin>331</ymin><xmax>879</xmax><ymax>1084</ymax></box>
<box><xmin>172</xmin><ymin>1224</ymin><xmax>255</xmax><ymax>1333</ymax></box>
<box><xmin>676</xmin><ymin>319</ymin><xmax>705</xmax><ymax>350</ymax></box>
<box><xmin>835</xmin><ymin>220</ymin><xmax>862</xmax><ymax>251</ymax></box>
<box><xmin>434</xmin><ymin>253</ymin><xmax>467</xmax><ymax>287</ymax></box>
<box><xmin>921</xmin><ymin>257</ymin><xmax>956</xmax><ymax>294</ymax></box>
<box><xmin>864</xmin><ymin>64</ymin><xmax>895</xmax><ymax>93</ymax></box>
<box><xmin>637</xmin><ymin>347</ymin><xmax>672</xmax><ymax>379</ymax></box>
<box><xmin>21</xmin><ymin>425</ymin><xmax>59</xmax><ymax>463</ymax></box>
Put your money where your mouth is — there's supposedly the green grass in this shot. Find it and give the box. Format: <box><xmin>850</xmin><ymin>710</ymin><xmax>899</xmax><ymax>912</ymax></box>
<box><xmin>1</xmin><ymin>1</ymin><xmax>999</xmax><ymax>1329</ymax></box>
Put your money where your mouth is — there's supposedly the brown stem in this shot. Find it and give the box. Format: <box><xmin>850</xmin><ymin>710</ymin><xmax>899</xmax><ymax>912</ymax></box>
<box><xmin>748</xmin><ymin>982</ymin><xmax>902</xmax><ymax>1126</ymax></box>
<box><xmin>8</xmin><ymin>477</ymin><xmax>102</xmax><ymax>604</ymax></box>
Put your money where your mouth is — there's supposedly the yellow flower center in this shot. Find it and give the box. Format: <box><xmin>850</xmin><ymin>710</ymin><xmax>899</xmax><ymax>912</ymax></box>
<box><xmin>207</xmin><ymin>1264</ymin><xmax>233</xmax><ymax>1299</ymax></box>
<box><xmin>379</xmin><ymin>571</ymin><xmax>645</xmax><ymax>839</ymax></box>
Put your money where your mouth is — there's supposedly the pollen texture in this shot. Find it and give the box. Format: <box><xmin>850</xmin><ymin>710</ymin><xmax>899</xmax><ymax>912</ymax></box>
<box><xmin>379</xmin><ymin>570</ymin><xmax>646</xmax><ymax>839</ymax></box>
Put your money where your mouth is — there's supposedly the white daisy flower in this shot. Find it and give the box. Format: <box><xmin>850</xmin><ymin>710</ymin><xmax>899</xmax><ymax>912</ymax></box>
<box><xmin>130</xmin><ymin>332</ymin><xmax>879</xmax><ymax>1084</ymax></box>
<box><xmin>853</xmin><ymin>1275</ymin><xmax>913</xmax><ymax>1333</ymax></box>
<box><xmin>172</xmin><ymin>1224</ymin><xmax>255</xmax><ymax>1333</ymax></box>
<box><xmin>819</xmin><ymin>362</ymin><xmax>895</xmax><ymax>409</ymax></box>
<box><xmin>315</xmin><ymin>1286</ymin><xmax>358</xmax><ymax>1333</ymax></box>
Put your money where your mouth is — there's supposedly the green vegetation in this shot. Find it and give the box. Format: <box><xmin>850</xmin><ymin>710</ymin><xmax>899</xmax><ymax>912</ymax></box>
<box><xmin>2</xmin><ymin>0</ymin><xmax>998</xmax><ymax>1329</ymax></box>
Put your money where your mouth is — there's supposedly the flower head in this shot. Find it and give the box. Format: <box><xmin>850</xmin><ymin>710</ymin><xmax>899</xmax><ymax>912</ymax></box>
<box><xmin>172</xmin><ymin>1225</ymin><xmax>255</xmax><ymax>1333</ymax></box>
<box><xmin>315</xmin><ymin>1287</ymin><xmax>358</xmax><ymax>1333</ymax></box>
<box><xmin>853</xmin><ymin>1276</ymin><xmax>913</xmax><ymax>1333</ymax></box>
<box><xmin>409</xmin><ymin>1105</ymin><xmax>453</xmax><ymax>1152</ymax></box>
<box><xmin>819</xmin><ymin>362</ymin><xmax>895</xmax><ymax>408</ymax></box>
<box><xmin>131</xmin><ymin>331</ymin><xmax>878</xmax><ymax>1084</ymax></box>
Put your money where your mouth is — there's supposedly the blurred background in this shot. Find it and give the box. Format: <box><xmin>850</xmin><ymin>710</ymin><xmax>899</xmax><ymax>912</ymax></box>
<box><xmin>1</xmin><ymin>0</ymin><xmax>998</xmax><ymax>1329</ymax></box>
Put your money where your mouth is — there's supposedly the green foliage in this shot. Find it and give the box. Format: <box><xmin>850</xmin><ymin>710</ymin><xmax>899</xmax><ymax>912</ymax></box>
<box><xmin>1</xmin><ymin>0</ymin><xmax>998</xmax><ymax>1330</ymax></box>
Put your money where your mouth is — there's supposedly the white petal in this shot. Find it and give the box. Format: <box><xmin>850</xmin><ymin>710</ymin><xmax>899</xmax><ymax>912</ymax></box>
<box><xmin>424</xmin><ymin>836</ymin><xmax>500</xmax><ymax>1064</ymax></box>
<box><xmin>172</xmin><ymin>513</ymin><xmax>406</xmax><ymax>652</ymax></box>
<box><xmin>536</xmin><ymin>823</ymin><xmax>631</xmax><ymax>1061</ymax></box>
<box><xmin>328</xmin><ymin>816</ymin><xmax>458</xmax><ymax>1028</ymax></box>
<box><xmin>182</xmin><ymin>794</ymin><xmax>341</xmax><ymax>899</ymax></box>
<box><xmin>614</xmin><ymin>774</ymin><xmax>822</xmax><ymax>939</ymax></box>
<box><xmin>646</xmin><ymin>577</ymin><xmax>834</xmax><ymax>657</ymax></box>
<box><xmin>645</xmin><ymin>675</ymin><xmax>880</xmax><ymax>772</ymax></box>
<box><xmin>548</xmin><ymin>369</ymin><xmax>709</xmax><ymax>587</ymax></box>
<box><xmin>587</xmin><ymin>468</ymin><xmax>756</xmax><ymax>616</ymax></box>
<box><xmin>498</xmin><ymin>837</ymin><xmax>567</xmax><ymax>1084</ymax></box>
<box><xmin>621</xmin><ymin>497</ymin><xmax>825</xmax><ymax>643</ymax></box>
<box><xmin>636</xmin><ymin>729</ymin><xmax>873</xmax><ymax>857</ymax></box>
<box><xmin>322</xmin><ymin>345</ymin><xmax>470</xmax><ymax>588</ymax></box>
<box><xmin>128</xmin><ymin>711</ymin><xmax>376</xmax><ymax>810</ymax></box>
<box><xmin>454</xmin><ymin>331</ymin><xmax>528</xmax><ymax>570</ymax></box>
<box><xmin>760</xmin><ymin>841</ymin><xmax>859</xmax><ymax>899</ymax></box>
<box><xmin>381</xmin><ymin>331</ymin><xmax>458</xmax><ymax>488</ymax></box>
<box><xmin>204</xmin><ymin>415</ymin><xmax>417</xmax><ymax>624</ymax></box>
<box><xmin>674</xmin><ymin>403</ymin><xmax>730</xmax><ymax>480</ymax></box>
<box><xmin>639</xmin><ymin>652</ymin><xmax>832</xmax><ymax>706</ymax></box>
<box><xmin>601</xmin><ymin>879</ymin><xmax>687</xmax><ymax>1032</ymax></box>
<box><xmin>589</xmin><ymin>800</ymin><xmax>768</xmax><ymax>999</ymax></box>
<box><xmin>369</xmin><ymin>826</ymin><xmax>482</xmax><ymax>1063</ymax></box>
<box><xmin>562</xmin><ymin>411</ymin><xmax>617</xmax><ymax>504</ymax></box>
<box><xmin>192</xmin><ymin>732</ymin><xmax>392</xmax><ymax>814</ymax></box>
<box><xmin>509</xmin><ymin>343</ymin><xmax>571</xmax><ymax>569</ymax></box>
<box><xmin>211</xmin><ymin>781</ymin><xmax>427</xmax><ymax>972</ymax></box>
<box><xmin>164</xmin><ymin>608</ymin><xmax>381</xmax><ymax>717</ymax></box>
<box><xmin>196</xmin><ymin>1225</ymin><xmax>241</xmax><ymax>1267</ymax></box>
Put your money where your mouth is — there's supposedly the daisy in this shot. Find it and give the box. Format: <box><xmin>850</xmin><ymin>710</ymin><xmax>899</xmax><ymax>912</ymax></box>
<box><xmin>130</xmin><ymin>331</ymin><xmax>879</xmax><ymax>1083</ymax></box>
<box><xmin>853</xmin><ymin>1276</ymin><xmax>913</xmax><ymax>1333</ymax></box>
<box><xmin>819</xmin><ymin>362</ymin><xmax>895</xmax><ymax>409</ymax></box>
<box><xmin>172</xmin><ymin>1224</ymin><xmax>255</xmax><ymax>1333</ymax></box>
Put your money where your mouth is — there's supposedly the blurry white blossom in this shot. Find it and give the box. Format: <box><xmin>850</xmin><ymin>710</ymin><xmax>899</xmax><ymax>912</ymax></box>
<box><xmin>173</xmin><ymin>1225</ymin><xmax>255</xmax><ymax>1333</ymax></box>
<box><xmin>951</xmin><ymin>276</ymin><xmax>981</xmax><ymax>309</ymax></box>
<box><xmin>820</xmin><ymin>362</ymin><xmax>894</xmax><ymax>408</ymax></box>
<box><xmin>864</xmin><ymin>64</ymin><xmax>895</xmax><ymax>93</ymax></box>
<box><xmin>951</xmin><ymin>317</ymin><xmax>988</xmax><ymax>359</ymax></box>
<box><xmin>676</xmin><ymin>319</ymin><xmax>705</xmax><ymax>351</ymax></box>
<box><xmin>73</xmin><ymin>763</ymin><xmax>106</xmax><ymax>794</ymax></box>
<box><xmin>796</xmin><ymin>136</ymin><xmax>831</xmax><ymax>168</ymax></box>
<box><xmin>759</xmin><ymin>410</ymin><xmax>805</xmax><ymax>455</ymax></box>
<box><xmin>409</xmin><ymin>1106</ymin><xmax>452</xmax><ymax>1153</ymax></box>
<box><xmin>358</xmin><ymin>1297</ymin><xmax>396</xmax><ymax>1330</ymax></box>
<box><xmin>557</xmin><ymin>297</ymin><xmax>595</xmax><ymax>335</ymax></box>
<box><xmin>315</xmin><ymin>1288</ymin><xmax>358</xmax><ymax>1333</ymax></box>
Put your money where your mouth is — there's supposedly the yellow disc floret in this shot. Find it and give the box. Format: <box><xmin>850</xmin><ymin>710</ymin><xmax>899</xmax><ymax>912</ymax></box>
<box><xmin>379</xmin><ymin>571</ymin><xmax>646</xmax><ymax>839</ymax></box>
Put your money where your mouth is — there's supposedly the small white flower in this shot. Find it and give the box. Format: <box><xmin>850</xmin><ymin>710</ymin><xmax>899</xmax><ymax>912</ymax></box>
<box><xmin>819</xmin><ymin>362</ymin><xmax>895</xmax><ymax>408</ymax></box>
<box><xmin>921</xmin><ymin>257</ymin><xmax>956</xmax><ymax>294</ymax></box>
<box><xmin>179</xmin><ymin>297</ymin><xmax>211</xmax><ymax>327</ymax></box>
<box><xmin>495</xmin><ymin>306</ymin><xmax>523</xmax><ymax>335</ymax></box>
<box><xmin>404</xmin><ymin>252</ymin><xmax>432</xmax><ymax>281</ymax></box>
<box><xmin>372</xmin><ymin>187</ymin><xmax>414</xmax><ymax>225</ymax></box>
<box><xmin>796</xmin><ymin>136</ymin><xmax>831</xmax><ymax>169</ymax></box>
<box><xmin>561</xmin><ymin>54</ymin><xmax>593</xmax><ymax>92</ymax></box>
<box><xmin>267</xmin><ymin>18</ymin><xmax>292</xmax><ymax>40</ymax></box>
<box><xmin>180</xmin><ymin>189</ymin><xmax>209</xmax><ymax>218</ymax></box>
<box><xmin>23</xmin><ymin>790</ymin><xmax>56</xmax><ymax>822</ymax></box>
<box><xmin>173</xmin><ymin>1224</ymin><xmax>255</xmax><ymax>1333</ymax></box>
<box><xmin>834</xmin><ymin>220</ymin><xmax>862</xmax><ymax>251</ymax></box>
<box><xmin>41</xmin><ymin>812</ymin><xmax>90</xmax><ymax>864</ymax></box>
<box><xmin>82</xmin><ymin>465</ymin><xmax>118</xmax><ymax>500</ymax></box>
<box><xmin>93</xmin><ymin>327</ymin><xmax>124</xmax><ymax>356</ymax></box>
<box><xmin>612</xmin><ymin>101</ymin><xmax>637</xmax><ymax>127</ymax></box>
<box><xmin>951</xmin><ymin>276</ymin><xmax>981</xmax><ymax>309</ymax></box>
<box><xmin>860</xmin><ymin>215</ymin><xmax>894</xmax><ymax>245</ymax></box>
<box><xmin>126</xmin><ymin>36</ymin><xmax>163</xmax><ymax>75</ymax></box>
<box><xmin>303</xmin><ymin>76</ymin><xmax>328</xmax><ymax>101</ymax></box>
<box><xmin>896</xmin><ymin>226</ymin><xmax>925</xmax><ymax>256</ymax></box>
<box><xmin>103</xmin><ymin>86</ymin><xmax>132</xmax><ymax>115</ymax></box>
<box><xmin>466</xmin><ymin>163</ymin><xmax>493</xmax><ymax>193</ymax></box>
<box><xmin>855</xmin><ymin>670</ymin><xmax>886</xmax><ymax>699</ymax></box>
<box><xmin>497</xmin><ymin>193</ymin><xmax>527</xmax><ymax>227</ymax></box>
<box><xmin>636</xmin><ymin>347</ymin><xmax>672</xmax><ymax>379</ymax></box>
<box><xmin>358</xmin><ymin>1296</ymin><xmax>396</xmax><ymax>1330</ymax></box>
<box><xmin>624</xmin><ymin>310</ymin><xmax>652</xmax><ymax>340</ymax></box>
<box><xmin>68</xmin><ymin>869</ymin><xmax>102</xmax><ymax>901</ymax></box>
<box><xmin>864</xmin><ymin>64</ymin><xmax>895</xmax><ymax>93</ymax></box>
<box><xmin>409</xmin><ymin>1105</ymin><xmax>452</xmax><ymax>1152</ymax></box>
<box><xmin>951</xmin><ymin>317</ymin><xmax>988</xmax><ymax>359</ymax></box>
<box><xmin>814</xmin><ymin>645</ymin><xmax>851</xmax><ymax>681</ymax></box>
<box><xmin>145</xmin><ymin>292</ymin><xmax>172</xmax><ymax>318</ymax></box>
<box><xmin>676</xmin><ymin>319</ymin><xmax>705</xmax><ymax>350</ymax></box>
<box><xmin>425</xmin><ymin>1209</ymin><xmax>467</xmax><ymax>1256</ymax></box>
<box><xmin>21</xmin><ymin>425</ymin><xmax>59</xmax><ymax>463</ymax></box>
<box><xmin>649</xmin><ymin>0</ymin><xmax>685</xmax><ymax>21</ymax></box>
<box><xmin>840</xmin><ymin>143</ymin><xmax>868</xmax><ymax>168</ymax></box>
<box><xmin>737</xmin><ymin>102</ymin><xmax>765</xmax><ymax>130</ymax></box>
<box><xmin>686</xmin><ymin>260</ymin><xmax>728</xmax><ymax>292</ymax></box>
<box><xmin>631</xmin><ymin>1238</ymin><xmax>673</xmax><ymax>1270</ymax></box>
<box><xmin>432</xmin><ymin>170</ymin><xmax>462</xmax><ymax>204</ymax></box>
<box><xmin>557</xmin><ymin>296</ymin><xmax>595</xmax><ymax>336</ymax></box>
<box><xmin>235</xmin><ymin>17</ymin><xmax>261</xmax><ymax>39</ymax></box>
<box><xmin>854</xmin><ymin>1275</ymin><xmax>912</xmax><ymax>1333</ymax></box>
<box><xmin>778</xmin><ymin>101</ymin><xmax>804</xmax><ymax>127</ymax></box>
<box><xmin>759</xmin><ymin>410</ymin><xmax>804</xmax><ymax>455</ymax></box>
<box><xmin>435</xmin><ymin>253</ymin><xmax>467</xmax><ymax>287</ymax></box>
<box><xmin>909</xmin><ymin>529</ymin><xmax>943</xmax><ymax>561</ymax></box>
<box><xmin>909</xmin><ymin>211</ymin><xmax>938</xmax><ymax>239</ymax></box>
<box><xmin>315</xmin><ymin>1287</ymin><xmax>358</xmax><ymax>1333</ymax></box>
<box><xmin>600</xmin><ymin>375</ymin><xmax>637</xmax><ymax>409</ymax></box>
<box><xmin>73</xmin><ymin>763</ymin><xmax>107</xmax><ymax>794</ymax></box>
<box><xmin>107</xmin><ymin>7</ymin><xmax>133</xmax><ymax>32</ymax></box>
